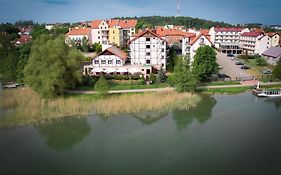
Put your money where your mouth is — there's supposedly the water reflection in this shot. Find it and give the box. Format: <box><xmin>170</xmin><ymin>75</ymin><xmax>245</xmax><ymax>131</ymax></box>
<box><xmin>172</xmin><ymin>95</ymin><xmax>217</xmax><ymax>130</ymax></box>
<box><xmin>36</xmin><ymin>117</ymin><xmax>91</xmax><ymax>151</ymax></box>
<box><xmin>131</xmin><ymin>111</ymin><xmax>167</xmax><ymax>125</ymax></box>
<box><xmin>262</xmin><ymin>97</ymin><xmax>281</xmax><ymax>110</ymax></box>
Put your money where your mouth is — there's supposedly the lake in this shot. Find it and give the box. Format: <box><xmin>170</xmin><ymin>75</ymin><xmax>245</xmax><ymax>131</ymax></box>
<box><xmin>0</xmin><ymin>93</ymin><xmax>281</xmax><ymax>175</ymax></box>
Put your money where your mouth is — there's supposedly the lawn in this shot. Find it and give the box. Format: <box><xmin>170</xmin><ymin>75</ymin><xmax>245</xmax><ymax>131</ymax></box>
<box><xmin>76</xmin><ymin>81</ymin><xmax>170</xmax><ymax>91</ymax></box>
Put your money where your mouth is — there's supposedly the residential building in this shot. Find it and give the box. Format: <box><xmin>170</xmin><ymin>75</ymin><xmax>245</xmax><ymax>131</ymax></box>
<box><xmin>182</xmin><ymin>32</ymin><xmax>212</xmax><ymax>61</ymax></box>
<box><xmin>262</xmin><ymin>46</ymin><xmax>281</xmax><ymax>65</ymax></box>
<box><xmin>45</xmin><ymin>25</ymin><xmax>55</xmax><ymax>30</ymax></box>
<box><xmin>91</xmin><ymin>19</ymin><xmax>137</xmax><ymax>46</ymax></box>
<box><xmin>65</xmin><ymin>27</ymin><xmax>91</xmax><ymax>43</ymax></box>
<box><xmin>86</xmin><ymin>46</ymin><xmax>127</xmax><ymax>75</ymax></box>
<box><xmin>155</xmin><ymin>27</ymin><xmax>195</xmax><ymax>45</ymax></box>
<box><xmin>209</xmin><ymin>27</ymin><xmax>249</xmax><ymax>54</ymax></box>
<box><xmin>18</xmin><ymin>26</ymin><xmax>33</xmax><ymax>35</ymax></box>
<box><xmin>240</xmin><ymin>32</ymin><xmax>271</xmax><ymax>55</ymax></box>
<box><xmin>91</xmin><ymin>20</ymin><xmax>109</xmax><ymax>45</ymax></box>
<box><xmin>129</xmin><ymin>30</ymin><xmax>168</xmax><ymax>70</ymax></box>
<box><xmin>15</xmin><ymin>35</ymin><xmax>32</xmax><ymax>46</ymax></box>
<box><xmin>109</xmin><ymin>26</ymin><xmax>123</xmax><ymax>46</ymax></box>
<box><xmin>267</xmin><ymin>32</ymin><xmax>280</xmax><ymax>46</ymax></box>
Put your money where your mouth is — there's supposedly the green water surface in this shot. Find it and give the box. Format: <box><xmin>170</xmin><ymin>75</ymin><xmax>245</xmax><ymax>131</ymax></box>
<box><xmin>0</xmin><ymin>93</ymin><xmax>281</xmax><ymax>175</ymax></box>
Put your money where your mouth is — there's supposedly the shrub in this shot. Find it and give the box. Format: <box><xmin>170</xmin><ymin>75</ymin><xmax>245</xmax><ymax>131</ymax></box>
<box><xmin>256</xmin><ymin>57</ymin><xmax>267</xmax><ymax>66</ymax></box>
<box><xmin>95</xmin><ymin>76</ymin><xmax>110</xmax><ymax>94</ymax></box>
<box><xmin>149</xmin><ymin>73</ymin><xmax>157</xmax><ymax>84</ymax></box>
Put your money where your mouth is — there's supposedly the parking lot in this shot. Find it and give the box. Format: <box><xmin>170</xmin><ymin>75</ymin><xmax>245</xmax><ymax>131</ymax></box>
<box><xmin>216</xmin><ymin>52</ymin><xmax>251</xmax><ymax>80</ymax></box>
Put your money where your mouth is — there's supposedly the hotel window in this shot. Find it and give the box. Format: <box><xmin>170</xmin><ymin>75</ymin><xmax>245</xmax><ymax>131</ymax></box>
<box><xmin>101</xmin><ymin>60</ymin><xmax>106</xmax><ymax>64</ymax></box>
<box><xmin>146</xmin><ymin>52</ymin><xmax>150</xmax><ymax>56</ymax></box>
<box><xmin>146</xmin><ymin>45</ymin><xmax>150</xmax><ymax>49</ymax></box>
<box><xmin>146</xmin><ymin>60</ymin><xmax>151</xmax><ymax>64</ymax></box>
<box><xmin>94</xmin><ymin>60</ymin><xmax>99</xmax><ymax>64</ymax></box>
<box><xmin>162</xmin><ymin>49</ymin><xmax>165</xmax><ymax>52</ymax></box>
<box><xmin>116</xmin><ymin>60</ymin><xmax>121</xmax><ymax>64</ymax></box>
<box><xmin>108</xmin><ymin>60</ymin><xmax>113</xmax><ymax>64</ymax></box>
<box><xmin>146</xmin><ymin>38</ymin><xmax>150</xmax><ymax>41</ymax></box>
<box><xmin>200</xmin><ymin>38</ymin><xmax>204</xmax><ymax>44</ymax></box>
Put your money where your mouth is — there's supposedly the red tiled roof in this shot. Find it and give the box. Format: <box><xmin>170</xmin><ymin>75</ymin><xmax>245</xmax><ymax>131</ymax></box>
<box><xmin>200</xmin><ymin>29</ymin><xmax>210</xmax><ymax>35</ymax></box>
<box><xmin>91</xmin><ymin>19</ymin><xmax>137</xmax><ymax>29</ymax></box>
<box><xmin>267</xmin><ymin>32</ymin><xmax>280</xmax><ymax>37</ymax></box>
<box><xmin>129</xmin><ymin>30</ymin><xmax>166</xmax><ymax>44</ymax></box>
<box><xmin>66</xmin><ymin>28</ymin><xmax>91</xmax><ymax>36</ymax></box>
<box><xmin>118</xmin><ymin>19</ymin><xmax>137</xmax><ymax>29</ymax></box>
<box><xmin>16</xmin><ymin>35</ymin><xmax>31</xmax><ymax>44</ymax></box>
<box><xmin>91</xmin><ymin>20</ymin><xmax>103</xmax><ymax>29</ymax></box>
<box><xmin>156</xmin><ymin>28</ymin><xmax>195</xmax><ymax>38</ymax></box>
<box><xmin>252</xmin><ymin>28</ymin><xmax>265</xmax><ymax>33</ymax></box>
<box><xmin>94</xmin><ymin>46</ymin><xmax>127</xmax><ymax>60</ymax></box>
<box><xmin>215</xmin><ymin>27</ymin><xmax>243</xmax><ymax>32</ymax></box>
<box><xmin>190</xmin><ymin>32</ymin><xmax>212</xmax><ymax>46</ymax></box>
<box><xmin>241</xmin><ymin>32</ymin><xmax>263</xmax><ymax>37</ymax></box>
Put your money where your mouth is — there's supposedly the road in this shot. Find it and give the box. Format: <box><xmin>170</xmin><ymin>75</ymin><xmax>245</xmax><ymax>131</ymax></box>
<box><xmin>66</xmin><ymin>82</ymin><xmax>281</xmax><ymax>94</ymax></box>
<box><xmin>216</xmin><ymin>52</ymin><xmax>251</xmax><ymax>80</ymax></box>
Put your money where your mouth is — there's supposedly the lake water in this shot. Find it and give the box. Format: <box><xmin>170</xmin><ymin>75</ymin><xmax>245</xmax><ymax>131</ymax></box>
<box><xmin>0</xmin><ymin>93</ymin><xmax>281</xmax><ymax>175</ymax></box>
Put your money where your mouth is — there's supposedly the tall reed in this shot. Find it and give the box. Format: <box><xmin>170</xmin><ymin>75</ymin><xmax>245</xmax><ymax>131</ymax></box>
<box><xmin>0</xmin><ymin>88</ymin><xmax>201</xmax><ymax>128</ymax></box>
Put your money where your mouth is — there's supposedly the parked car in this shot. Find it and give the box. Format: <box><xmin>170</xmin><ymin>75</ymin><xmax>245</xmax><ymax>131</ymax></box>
<box><xmin>218</xmin><ymin>65</ymin><xmax>223</xmax><ymax>69</ymax></box>
<box><xmin>262</xmin><ymin>70</ymin><xmax>272</xmax><ymax>74</ymax></box>
<box><xmin>240</xmin><ymin>65</ymin><xmax>251</xmax><ymax>69</ymax></box>
<box><xmin>235</xmin><ymin>61</ymin><xmax>244</xmax><ymax>65</ymax></box>
<box><xmin>218</xmin><ymin>73</ymin><xmax>230</xmax><ymax>79</ymax></box>
<box><xmin>227</xmin><ymin>54</ymin><xmax>235</xmax><ymax>57</ymax></box>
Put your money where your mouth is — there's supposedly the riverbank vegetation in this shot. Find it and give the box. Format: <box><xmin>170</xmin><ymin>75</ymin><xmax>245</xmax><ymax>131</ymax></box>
<box><xmin>0</xmin><ymin>88</ymin><xmax>200</xmax><ymax>128</ymax></box>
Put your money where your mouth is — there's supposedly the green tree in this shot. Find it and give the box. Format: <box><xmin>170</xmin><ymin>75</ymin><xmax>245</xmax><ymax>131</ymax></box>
<box><xmin>273</xmin><ymin>60</ymin><xmax>281</xmax><ymax>79</ymax></box>
<box><xmin>0</xmin><ymin>33</ymin><xmax>18</xmax><ymax>83</ymax></box>
<box><xmin>170</xmin><ymin>56</ymin><xmax>198</xmax><ymax>92</ymax></box>
<box><xmin>156</xmin><ymin>67</ymin><xmax>167</xmax><ymax>83</ymax></box>
<box><xmin>149</xmin><ymin>73</ymin><xmax>157</xmax><ymax>84</ymax></box>
<box><xmin>95</xmin><ymin>76</ymin><xmax>110</xmax><ymax>94</ymax></box>
<box><xmin>192</xmin><ymin>45</ymin><xmax>218</xmax><ymax>82</ymax></box>
<box><xmin>24</xmin><ymin>34</ymin><xmax>84</xmax><ymax>98</ymax></box>
<box><xmin>16</xmin><ymin>43</ymin><xmax>31</xmax><ymax>83</ymax></box>
<box><xmin>256</xmin><ymin>57</ymin><xmax>267</xmax><ymax>66</ymax></box>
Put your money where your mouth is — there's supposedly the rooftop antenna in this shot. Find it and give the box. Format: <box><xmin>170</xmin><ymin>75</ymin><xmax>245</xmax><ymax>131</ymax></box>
<box><xmin>176</xmin><ymin>0</ymin><xmax>180</xmax><ymax>17</ymax></box>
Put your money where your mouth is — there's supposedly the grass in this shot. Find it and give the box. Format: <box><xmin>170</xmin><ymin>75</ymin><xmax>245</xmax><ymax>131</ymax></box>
<box><xmin>77</xmin><ymin>81</ymin><xmax>170</xmax><ymax>91</ymax></box>
<box><xmin>205</xmin><ymin>81</ymin><xmax>240</xmax><ymax>86</ymax></box>
<box><xmin>0</xmin><ymin>88</ymin><xmax>200</xmax><ymax>128</ymax></box>
<box><xmin>200</xmin><ymin>86</ymin><xmax>251</xmax><ymax>94</ymax></box>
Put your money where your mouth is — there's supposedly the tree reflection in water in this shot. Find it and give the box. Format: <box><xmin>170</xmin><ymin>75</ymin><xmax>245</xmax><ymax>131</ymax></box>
<box><xmin>172</xmin><ymin>95</ymin><xmax>217</xmax><ymax>130</ymax></box>
<box><xmin>36</xmin><ymin>117</ymin><xmax>91</xmax><ymax>151</ymax></box>
<box><xmin>131</xmin><ymin>111</ymin><xmax>167</xmax><ymax>125</ymax></box>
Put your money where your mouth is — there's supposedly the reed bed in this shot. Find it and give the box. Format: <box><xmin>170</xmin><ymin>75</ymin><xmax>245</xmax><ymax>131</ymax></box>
<box><xmin>0</xmin><ymin>88</ymin><xmax>201</xmax><ymax>128</ymax></box>
<box><xmin>93</xmin><ymin>91</ymin><xmax>201</xmax><ymax>116</ymax></box>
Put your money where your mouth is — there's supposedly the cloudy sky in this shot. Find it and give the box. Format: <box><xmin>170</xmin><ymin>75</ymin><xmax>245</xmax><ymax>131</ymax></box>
<box><xmin>0</xmin><ymin>0</ymin><xmax>280</xmax><ymax>25</ymax></box>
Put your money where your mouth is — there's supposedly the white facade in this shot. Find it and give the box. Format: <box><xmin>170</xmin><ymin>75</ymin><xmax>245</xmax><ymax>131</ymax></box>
<box><xmin>45</xmin><ymin>25</ymin><xmax>55</xmax><ymax>30</ymax></box>
<box><xmin>255</xmin><ymin>36</ymin><xmax>272</xmax><ymax>55</ymax></box>
<box><xmin>129</xmin><ymin>31</ymin><xmax>167</xmax><ymax>69</ymax></box>
<box><xmin>67</xmin><ymin>35</ymin><xmax>89</xmax><ymax>42</ymax></box>
<box><xmin>182</xmin><ymin>33</ymin><xmax>212</xmax><ymax>61</ymax></box>
<box><xmin>93</xmin><ymin>55</ymin><xmax>125</xmax><ymax>67</ymax></box>
<box><xmin>240</xmin><ymin>33</ymin><xmax>271</xmax><ymax>55</ymax></box>
<box><xmin>209</xmin><ymin>27</ymin><xmax>250</xmax><ymax>46</ymax></box>
<box><xmin>190</xmin><ymin>35</ymin><xmax>212</xmax><ymax>60</ymax></box>
<box><xmin>270</xmin><ymin>34</ymin><xmax>280</xmax><ymax>47</ymax></box>
<box><xmin>91</xmin><ymin>29</ymin><xmax>100</xmax><ymax>44</ymax></box>
<box><xmin>91</xmin><ymin>19</ymin><xmax>137</xmax><ymax>46</ymax></box>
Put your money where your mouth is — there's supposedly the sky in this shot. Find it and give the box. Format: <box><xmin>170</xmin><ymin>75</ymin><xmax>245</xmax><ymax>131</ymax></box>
<box><xmin>0</xmin><ymin>0</ymin><xmax>280</xmax><ymax>25</ymax></box>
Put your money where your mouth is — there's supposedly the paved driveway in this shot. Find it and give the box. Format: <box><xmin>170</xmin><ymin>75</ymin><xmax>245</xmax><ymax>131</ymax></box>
<box><xmin>216</xmin><ymin>52</ymin><xmax>251</xmax><ymax>80</ymax></box>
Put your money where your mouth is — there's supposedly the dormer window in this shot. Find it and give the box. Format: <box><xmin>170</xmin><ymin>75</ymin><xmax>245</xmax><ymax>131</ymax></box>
<box><xmin>200</xmin><ymin>38</ymin><xmax>204</xmax><ymax>44</ymax></box>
